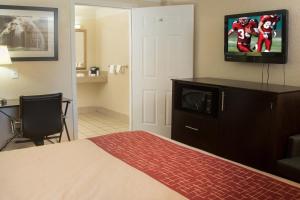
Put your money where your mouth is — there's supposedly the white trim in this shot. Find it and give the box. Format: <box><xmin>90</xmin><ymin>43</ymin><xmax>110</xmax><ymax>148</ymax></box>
<box><xmin>74</xmin><ymin>0</ymin><xmax>161</xmax><ymax>9</ymax></box>
<box><xmin>70</xmin><ymin>0</ymin><xmax>78</xmax><ymax>140</ymax></box>
<box><xmin>129</xmin><ymin>10</ymin><xmax>133</xmax><ymax>131</ymax></box>
<box><xmin>75</xmin><ymin>1</ymin><xmax>136</xmax><ymax>9</ymax></box>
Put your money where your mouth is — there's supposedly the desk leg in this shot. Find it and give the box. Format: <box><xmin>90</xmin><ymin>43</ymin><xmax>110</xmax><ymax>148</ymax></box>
<box><xmin>64</xmin><ymin>119</ymin><xmax>71</xmax><ymax>141</ymax></box>
<box><xmin>59</xmin><ymin>101</ymin><xmax>71</xmax><ymax>142</ymax></box>
<box><xmin>0</xmin><ymin>110</ymin><xmax>17</xmax><ymax>151</ymax></box>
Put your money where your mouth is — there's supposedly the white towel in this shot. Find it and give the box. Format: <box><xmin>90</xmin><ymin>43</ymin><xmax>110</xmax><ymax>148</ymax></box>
<box><xmin>109</xmin><ymin>65</ymin><xmax>115</xmax><ymax>74</ymax></box>
<box><xmin>116</xmin><ymin>65</ymin><xmax>122</xmax><ymax>73</ymax></box>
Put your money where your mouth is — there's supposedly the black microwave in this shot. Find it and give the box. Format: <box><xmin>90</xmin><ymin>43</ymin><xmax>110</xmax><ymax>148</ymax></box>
<box><xmin>180</xmin><ymin>87</ymin><xmax>218</xmax><ymax>115</ymax></box>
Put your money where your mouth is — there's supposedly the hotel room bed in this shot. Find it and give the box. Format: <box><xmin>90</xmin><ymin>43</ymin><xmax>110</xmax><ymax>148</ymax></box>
<box><xmin>0</xmin><ymin>131</ymin><xmax>299</xmax><ymax>200</ymax></box>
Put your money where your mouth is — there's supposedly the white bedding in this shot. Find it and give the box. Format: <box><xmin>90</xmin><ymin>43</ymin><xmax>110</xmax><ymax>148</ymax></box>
<box><xmin>0</xmin><ymin>132</ymin><xmax>299</xmax><ymax>200</ymax></box>
<box><xmin>0</xmin><ymin>139</ymin><xmax>186</xmax><ymax>200</ymax></box>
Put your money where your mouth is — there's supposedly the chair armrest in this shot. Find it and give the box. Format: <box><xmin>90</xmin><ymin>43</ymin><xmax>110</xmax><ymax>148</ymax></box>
<box><xmin>287</xmin><ymin>134</ymin><xmax>300</xmax><ymax>158</ymax></box>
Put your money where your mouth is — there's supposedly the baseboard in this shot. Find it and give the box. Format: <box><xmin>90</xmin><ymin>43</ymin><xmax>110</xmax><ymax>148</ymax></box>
<box><xmin>96</xmin><ymin>107</ymin><xmax>129</xmax><ymax>122</ymax></box>
<box><xmin>77</xmin><ymin>106</ymin><xmax>129</xmax><ymax>122</ymax></box>
<box><xmin>77</xmin><ymin>106</ymin><xmax>99</xmax><ymax>114</ymax></box>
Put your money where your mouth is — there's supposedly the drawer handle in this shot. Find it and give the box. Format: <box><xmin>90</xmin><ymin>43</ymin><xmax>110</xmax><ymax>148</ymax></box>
<box><xmin>185</xmin><ymin>125</ymin><xmax>199</xmax><ymax>131</ymax></box>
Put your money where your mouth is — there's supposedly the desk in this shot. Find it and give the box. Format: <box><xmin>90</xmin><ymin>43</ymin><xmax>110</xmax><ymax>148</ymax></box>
<box><xmin>0</xmin><ymin>97</ymin><xmax>72</xmax><ymax>150</ymax></box>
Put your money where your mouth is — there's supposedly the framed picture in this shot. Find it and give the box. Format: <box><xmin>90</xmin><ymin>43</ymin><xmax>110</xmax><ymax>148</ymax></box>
<box><xmin>0</xmin><ymin>5</ymin><xmax>58</xmax><ymax>61</ymax></box>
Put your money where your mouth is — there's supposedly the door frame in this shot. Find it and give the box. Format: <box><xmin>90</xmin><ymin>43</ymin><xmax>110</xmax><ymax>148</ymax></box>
<box><xmin>70</xmin><ymin>0</ymin><xmax>146</xmax><ymax>139</ymax></box>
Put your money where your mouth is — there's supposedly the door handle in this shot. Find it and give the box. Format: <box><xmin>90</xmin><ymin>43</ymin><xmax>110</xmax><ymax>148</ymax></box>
<box><xmin>270</xmin><ymin>102</ymin><xmax>273</xmax><ymax>111</ymax></box>
<box><xmin>185</xmin><ymin>125</ymin><xmax>199</xmax><ymax>131</ymax></box>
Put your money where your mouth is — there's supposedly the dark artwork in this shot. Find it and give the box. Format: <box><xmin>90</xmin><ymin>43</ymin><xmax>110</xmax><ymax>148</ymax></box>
<box><xmin>0</xmin><ymin>15</ymin><xmax>48</xmax><ymax>51</ymax></box>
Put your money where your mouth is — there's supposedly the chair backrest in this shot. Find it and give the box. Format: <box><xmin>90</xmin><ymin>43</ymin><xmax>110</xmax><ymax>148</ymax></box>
<box><xmin>20</xmin><ymin>93</ymin><xmax>63</xmax><ymax>140</ymax></box>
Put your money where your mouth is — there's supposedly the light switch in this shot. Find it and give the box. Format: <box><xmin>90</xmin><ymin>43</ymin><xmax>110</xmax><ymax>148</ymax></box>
<box><xmin>11</xmin><ymin>68</ymin><xmax>18</xmax><ymax>79</ymax></box>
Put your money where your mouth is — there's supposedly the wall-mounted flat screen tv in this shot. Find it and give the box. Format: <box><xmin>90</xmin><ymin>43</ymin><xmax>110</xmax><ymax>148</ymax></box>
<box><xmin>224</xmin><ymin>10</ymin><xmax>288</xmax><ymax>64</ymax></box>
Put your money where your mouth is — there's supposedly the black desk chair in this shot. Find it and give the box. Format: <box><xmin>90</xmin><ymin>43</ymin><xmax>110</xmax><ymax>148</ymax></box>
<box><xmin>277</xmin><ymin>134</ymin><xmax>300</xmax><ymax>183</ymax></box>
<box><xmin>16</xmin><ymin>93</ymin><xmax>63</xmax><ymax>145</ymax></box>
<box><xmin>0</xmin><ymin>93</ymin><xmax>71</xmax><ymax>151</ymax></box>
<box><xmin>9</xmin><ymin>93</ymin><xmax>70</xmax><ymax>146</ymax></box>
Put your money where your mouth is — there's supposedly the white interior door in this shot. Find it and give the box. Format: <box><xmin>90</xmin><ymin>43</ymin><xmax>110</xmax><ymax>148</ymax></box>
<box><xmin>132</xmin><ymin>5</ymin><xmax>194</xmax><ymax>138</ymax></box>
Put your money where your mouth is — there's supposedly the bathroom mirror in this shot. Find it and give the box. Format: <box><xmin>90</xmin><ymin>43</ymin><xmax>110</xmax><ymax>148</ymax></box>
<box><xmin>75</xmin><ymin>29</ymin><xmax>87</xmax><ymax>70</ymax></box>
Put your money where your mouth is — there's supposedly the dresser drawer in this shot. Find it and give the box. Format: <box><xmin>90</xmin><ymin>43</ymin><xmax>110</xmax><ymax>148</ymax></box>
<box><xmin>171</xmin><ymin>110</ymin><xmax>218</xmax><ymax>153</ymax></box>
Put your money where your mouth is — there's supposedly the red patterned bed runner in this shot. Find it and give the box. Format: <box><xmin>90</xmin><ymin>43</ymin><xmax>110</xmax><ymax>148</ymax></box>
<box><xmin>89</xmin><ymin>131</ymin><xmax>300</xmax><ymax>200</ymax></box>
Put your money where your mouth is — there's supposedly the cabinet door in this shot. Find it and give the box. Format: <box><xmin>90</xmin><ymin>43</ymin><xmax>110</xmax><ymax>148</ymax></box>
<box><xmin>218</xmin><ymin>88</ymin><xmax>274</xmax><ymax>170</ymax></box>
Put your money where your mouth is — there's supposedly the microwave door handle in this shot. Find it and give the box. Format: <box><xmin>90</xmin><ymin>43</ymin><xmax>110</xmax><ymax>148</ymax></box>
<box><xmin>221</xmin><ymin>91</ymin><xmax>225</xmax><ymax>112</ymax></box>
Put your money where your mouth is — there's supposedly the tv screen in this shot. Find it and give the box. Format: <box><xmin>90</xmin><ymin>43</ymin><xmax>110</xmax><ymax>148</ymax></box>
<box><xmin>224</xmin><ymin>10</ymin><xmax>288</xmax><ymax>64</ymax></box>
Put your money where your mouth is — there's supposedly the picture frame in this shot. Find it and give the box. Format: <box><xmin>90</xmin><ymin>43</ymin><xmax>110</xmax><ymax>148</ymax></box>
<box><xmin>0</xmin><ymin>5</ymin><xmax>58</xmax><ymax>61</ymax></box>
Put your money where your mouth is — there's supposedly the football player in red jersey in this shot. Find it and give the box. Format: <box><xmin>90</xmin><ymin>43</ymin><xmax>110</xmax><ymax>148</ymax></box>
<box><xmin>228</xmin><ymin>17</ymin><xmax>258</xmax><ymax>52</ymax></box>
<box><xmin>256</xmin><ymin>14</ymin><xmax>280</xmax><ymax>52</ymax></box>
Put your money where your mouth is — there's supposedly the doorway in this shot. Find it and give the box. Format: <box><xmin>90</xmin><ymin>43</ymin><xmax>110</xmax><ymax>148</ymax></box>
<box><xmin>74</xmin><ymin>5</ymin><xmax>131</xmax><ymax>139</ymax></box>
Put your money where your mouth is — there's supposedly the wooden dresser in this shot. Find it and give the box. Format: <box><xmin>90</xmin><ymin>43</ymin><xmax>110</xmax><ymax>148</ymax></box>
<box><xmin>171</xmin><ymin>78</ymin><xmax>300</xmax><ymax>173</ymax></box>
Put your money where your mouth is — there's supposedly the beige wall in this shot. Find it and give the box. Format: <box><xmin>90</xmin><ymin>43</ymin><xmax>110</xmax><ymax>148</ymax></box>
<box><xmin>164</xmin><ymin>0</ymin><xmax>300</xmax><ymax>86</ymax></box>
<box><xmin>0</xmin><ymin>0</ymin><xmax>75</xmax><ymax>145</ymax></box>
<box><xmin>77</xmin><ymin>83</ymin><xmax>100</xmax><ymax>108</ymax></box>
<box><xmin>77</xmin><ymin>19</ymin><xmax>97</xmax><ymax>67</ymax></box>
<box><xmin>75</xmin><ymin>7</ymin><xmax>99</xmax><ymax>109</ymax></box>
<box><xmin>0</xmin><ymin>0</ymin><xmax>73</xmax><ymax>98</ymax></box>
<box><xmin>95</xmin><ymin>12</ymin><xmax>130</xmax><ymax>116</ymax></box>
<box><xmin>75</xmin><ymin>7</ymin><xmax>130</xmax><ymax>116</ymax></box>
<box><xmin>75</xmin><ymin>6</ymin><xmax>97</xmax><ymax>67</ymax></box>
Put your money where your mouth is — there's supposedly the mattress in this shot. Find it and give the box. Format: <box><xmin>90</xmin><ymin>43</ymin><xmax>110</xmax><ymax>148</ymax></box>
<box><xmin>0</xmin><ymin>131</ymin><xmax>299</xmax><ymax>200</ymax></box>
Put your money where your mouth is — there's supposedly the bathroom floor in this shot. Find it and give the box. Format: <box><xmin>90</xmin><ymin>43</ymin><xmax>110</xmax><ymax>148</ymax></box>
<box><xmin>78</xmin><ymin>111</ymin><xmax>129</xmax><ymax>139</ymax></box>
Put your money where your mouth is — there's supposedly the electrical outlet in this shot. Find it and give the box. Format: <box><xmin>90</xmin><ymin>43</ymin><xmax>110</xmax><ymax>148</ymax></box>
<box><xmin>11</xmin><ymin>69</ymin><xmax>19</xmax><ymax>79</ymax></box>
